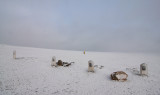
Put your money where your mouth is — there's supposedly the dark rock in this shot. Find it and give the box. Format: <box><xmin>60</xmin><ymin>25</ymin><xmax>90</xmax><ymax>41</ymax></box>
<box><xmin>57</xmin><ymin>60</ymin><xmax>63</xmax><ymax>66</ymax></box>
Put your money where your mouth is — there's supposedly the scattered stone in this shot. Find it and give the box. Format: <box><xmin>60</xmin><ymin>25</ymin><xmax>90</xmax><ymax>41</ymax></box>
<box><xmin>111</xmin><ymin>71</ymin><xmax>128</xmax><ymax>81</ymax></box>
<box><xmin>63</xmin><ymin>62</ymin><xmax>71</xmax><ymax>67</ymax></box>
<box><xmin>94</xmin><ymin>65</ymin><xmax>104</xmax><ymax>69</ymax></box>
<box><xmin>99</xmin><ymin>66</ymin><xmax>104</xmax><ymax>69</ymax></box>
<box><xmin>94</xmin><ymin>65</ymin><xmax>98</xmax><ymax>67</ymax></box>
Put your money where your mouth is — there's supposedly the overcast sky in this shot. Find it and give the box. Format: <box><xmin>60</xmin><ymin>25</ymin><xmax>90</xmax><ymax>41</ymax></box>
<box><xmin>0</xmin><ymin>0</ymin><xmax>160</xmax><ymax>52</ymax></box>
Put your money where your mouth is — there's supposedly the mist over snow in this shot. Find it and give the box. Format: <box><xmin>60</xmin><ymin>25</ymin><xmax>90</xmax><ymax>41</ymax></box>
<box><xmin>0</xmin><ymin>0</ymin><xmax>160</xmax><ymax>53</ymax></box>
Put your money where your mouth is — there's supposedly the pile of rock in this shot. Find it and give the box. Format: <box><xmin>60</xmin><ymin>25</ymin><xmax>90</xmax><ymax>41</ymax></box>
<box><xmin>51</xmin><ymin>57</ymin><xmax>73</xmax><ymax>67</ymax></box>
<box><xmin>57</xmin><ymin>60</ymin><xmax>73</xmax><ymax>67</ymax></box>
<box><xmin>57</xmin><ymin>60</ymin><xmax>63</xmax><ymax>66</ymax></box>
<box><xmin>111</xmin><ymin>71</ymin><xmax>128</xmax><ymax>81</ymax></box>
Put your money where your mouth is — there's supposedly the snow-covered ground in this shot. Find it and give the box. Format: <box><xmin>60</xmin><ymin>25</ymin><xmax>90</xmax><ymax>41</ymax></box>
<box><xmin>0</xmin><ymin>44</ymin><xmax>160</xmax><ymax>95</ymax></box>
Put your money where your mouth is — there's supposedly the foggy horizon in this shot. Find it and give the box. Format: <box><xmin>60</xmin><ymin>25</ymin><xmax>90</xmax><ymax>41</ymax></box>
<box><xmin>0</xmin><ymin>0</ymin><xmax>160</xmax><ymax>53</ymax></box>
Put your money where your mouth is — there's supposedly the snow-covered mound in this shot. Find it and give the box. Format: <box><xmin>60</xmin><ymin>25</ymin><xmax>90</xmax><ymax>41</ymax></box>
<box><xmin>0</xmin><ymin>44</ymin><xmax>160</xmax><ymax>95</ymax></box>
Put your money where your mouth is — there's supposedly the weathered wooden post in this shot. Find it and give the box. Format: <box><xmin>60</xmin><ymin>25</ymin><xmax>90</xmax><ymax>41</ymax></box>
<box><xmin>51</xmin><ymin>56</ymin><xmax>57</xmax><ymax>67</ymax></box>
<box><xmin>140</xmin><ymin>63</ymin><xmax>148</xmax><ymax>76</ymax></box>
<box><xmin>88</xmin><ymin>60</ymin><xmax>94</xmax><ymax>72</ymax></box>
<box><xmin>13</xmin><ymin>50</ymin><xmax>16</xmax><ymax>59</ymax></box>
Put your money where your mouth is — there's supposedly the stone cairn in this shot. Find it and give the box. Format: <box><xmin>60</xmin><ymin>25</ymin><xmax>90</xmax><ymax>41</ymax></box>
<box><xmin>51</xmin><ymin>56</ymin><xmax>57</xmax><ymax>67</ymax></box>
<box><xmin>140</xmin><ymin>63</ymin><xmax>148</xmax><ymax>76</ymax></box>
<box><xmin>13</xmin><ymin>50</ymin><xmax>16</xmax><ymax>59</ymax></box>
<box><xmin>88</xmin><ymin>60</ymin><xmax>94</xmax><ymax>72</ymax></box>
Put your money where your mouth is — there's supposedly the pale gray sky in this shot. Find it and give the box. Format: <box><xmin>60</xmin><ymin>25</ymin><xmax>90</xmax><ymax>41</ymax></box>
<box><xmin>0</xmin><ymin>0</ymin><xmax>160</xmax><ymax>52</ymax></box>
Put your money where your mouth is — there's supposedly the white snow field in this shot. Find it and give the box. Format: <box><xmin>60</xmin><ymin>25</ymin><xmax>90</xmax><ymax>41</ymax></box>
<box><xmin>0</xmin><ymin>44</ymin><xmax>160</xmax><ymax>95</ymax></box>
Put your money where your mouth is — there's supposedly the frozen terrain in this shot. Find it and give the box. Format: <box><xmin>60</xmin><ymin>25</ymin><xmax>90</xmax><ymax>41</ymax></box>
<box><xmin>0</xmin><ymin>44</ymin><xmax>160</xmax><ymax>95</ymax></box>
